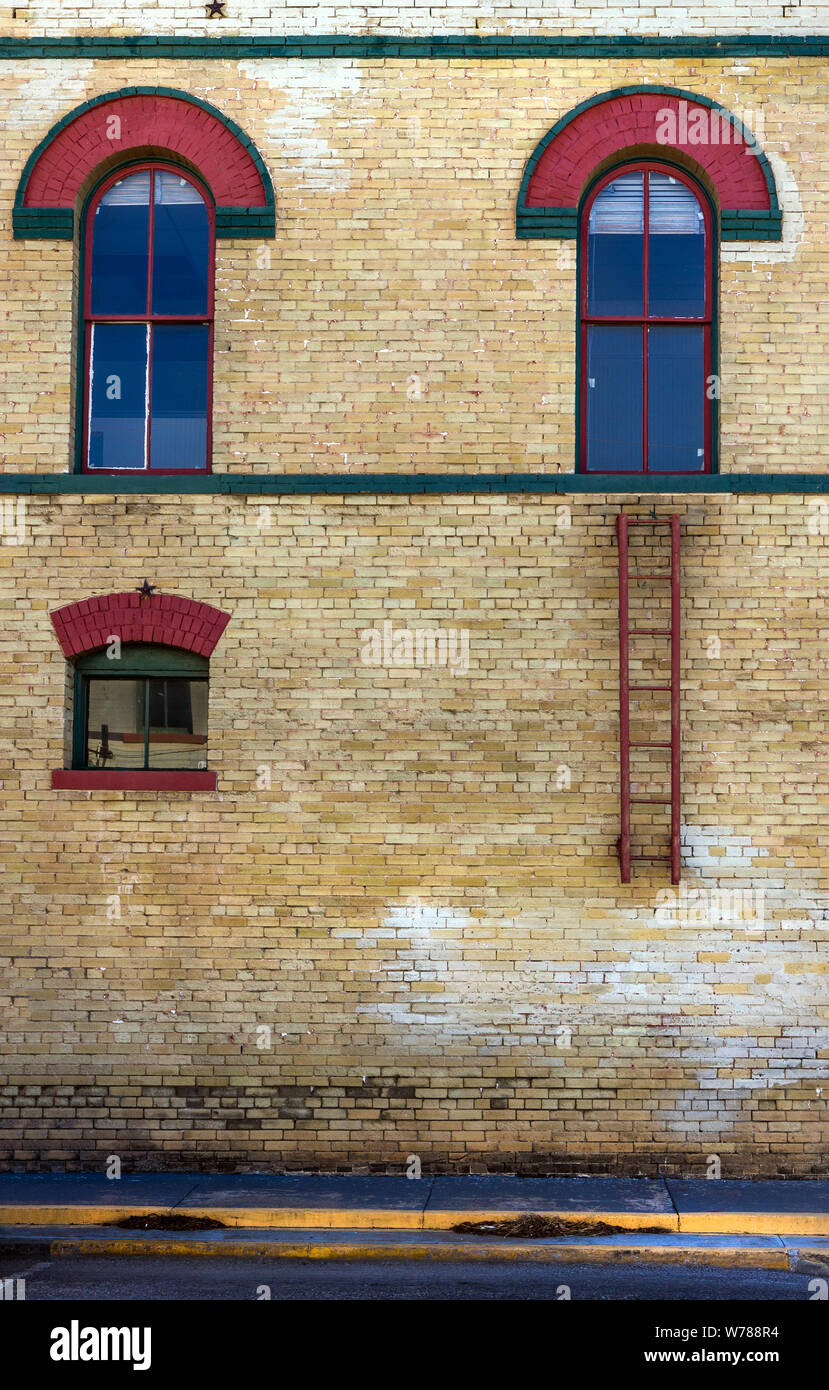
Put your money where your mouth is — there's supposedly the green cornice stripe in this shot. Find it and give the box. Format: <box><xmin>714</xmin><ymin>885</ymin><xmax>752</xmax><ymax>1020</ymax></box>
<box><xmin>0</xmin><ymin>35</ymin><xmax>826</xmax><ymax>60</ymax></box>
<box><xmin>0</xmin><ymin>473</ymin><xmax>824</xmax><ymax>495</ymax></box>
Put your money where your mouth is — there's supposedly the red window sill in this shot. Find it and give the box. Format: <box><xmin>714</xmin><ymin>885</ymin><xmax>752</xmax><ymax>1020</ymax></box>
<box><xmin>52</xmin><ymin>770</ymin><xmax>217</xmax><ymax>791</ymax></box>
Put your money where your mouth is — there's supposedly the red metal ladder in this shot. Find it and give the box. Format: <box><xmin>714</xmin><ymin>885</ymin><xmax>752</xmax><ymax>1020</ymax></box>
<box><xmin>616</xmin><ymin>512</ymin><xmax>681</xmax><ymax>885</ymax></box>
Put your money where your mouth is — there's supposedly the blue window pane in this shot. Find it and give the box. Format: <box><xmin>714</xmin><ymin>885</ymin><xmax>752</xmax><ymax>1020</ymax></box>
<box><xmin>648</xmin><ymin>173</ymin><xmax>706</xmax><ymax>317</ymax></box>
<box><xmin>587</xmin><ymin>171</ymin><xmax>644</xmax><ymax>317</ymax></box>
<box><xmin>90</xmin><ymin>172</ymin><xmax>150</xmax><ymax>316</ymax></box>
<box><xmin>586</xmin><ymin>326</ymin><xmax>643</xmax><ymax>472</ymax></box>
<box><xmin>150</xmin><ymin>325</ymin><xmax>209</xmax><ymax>471</ymax></box>
<box><xmin>151</xmin><ymin>172</ymin><xmax>210</xmax><ymax>316</ymax></box>
<box><xmin>648</xmin><ymin>326</ymin><xmax>706</xmax><ymax>472</ymax></box>
<box><xmin>88</xmin><ymin>324</ymin><xmax>148</xmax><ymax>470</ymax></box>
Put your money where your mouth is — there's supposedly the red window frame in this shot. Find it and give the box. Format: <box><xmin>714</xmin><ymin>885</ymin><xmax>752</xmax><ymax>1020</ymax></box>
<box><xmin>578</xmin><ymin>161</ymin><xmax>713</xmax><ymax>475</ymax></box>
<box><xmin>82</xmin><ymin>162</ymin><xmax>215</xmax><ymax>475</ymax></box>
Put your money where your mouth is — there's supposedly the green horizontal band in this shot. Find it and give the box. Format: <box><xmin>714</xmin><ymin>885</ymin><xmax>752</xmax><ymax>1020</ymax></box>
<box><xmin>517</xmin><ymin>208</ymin><xmax>784</xmax><ymax>241</ymax></box>
<box><xmin>14</xmin><ymin>205</ymin><xmax>276</xmax><ymax>241</ymax></box>
<box><xmin>0</xmin><ymin>36</ymin><xmax>827</xmax><ymax>60</ymax></box>
<box><xmin>0</xmin><ymin>473</ymin><xmax>824</xmax><ymax>495</ymax></box>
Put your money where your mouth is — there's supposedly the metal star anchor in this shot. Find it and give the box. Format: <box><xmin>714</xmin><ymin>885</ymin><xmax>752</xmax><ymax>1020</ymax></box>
<box><xmin>206</xmin><ymin>1</ymin><xmax>226</xmax><ymax>16</ymax></box>
<box><xmin>137</xmin><ymin>580</ymin><xmax>156</xmax><ymax>601</ymax></box>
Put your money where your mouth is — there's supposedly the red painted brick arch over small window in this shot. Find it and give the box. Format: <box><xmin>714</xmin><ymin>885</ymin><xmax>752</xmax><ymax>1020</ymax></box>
<box><xmin>14</xmin><ymin>88</ymin><xmax>275</xmax><ymax>239</ymax></box>
<box><xmin>50</xmin><ymin>591</ymin><xmax>231</xmax><ymax>660</ymax></box>
<box><xmin>516</xmin><ymin>87</ymin><xmax>782</xmax><ymax>242</ymax></box>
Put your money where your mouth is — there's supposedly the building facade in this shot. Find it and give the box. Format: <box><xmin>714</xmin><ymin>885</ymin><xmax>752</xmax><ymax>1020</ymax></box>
<box><xmin>0</xmin><ymin>1</ymin><xmax>826</xmax><ymax>1175</ymax></box>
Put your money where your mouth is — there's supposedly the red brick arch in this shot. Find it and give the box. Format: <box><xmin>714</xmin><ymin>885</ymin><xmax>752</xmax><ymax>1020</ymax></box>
<box><xmin>15</xmin><ymin>88</ymin><xmax>275</xmax><ymax>238</ymax></box>
<box><xmin>517</xmin><ymin>87</ymin><xmax>781</xmax><ymax>241</ymax></box>
<box><xmin>51</xmin><ymin>592</ymin><xmax>231</xmax><ymax>660</ymax></box>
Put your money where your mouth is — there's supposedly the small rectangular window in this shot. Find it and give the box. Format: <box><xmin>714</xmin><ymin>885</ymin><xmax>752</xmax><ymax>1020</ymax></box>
<box><xmin>84</xmin><ymin>676</ymin><xmax>208</xmax><ymax>770</ymax></box>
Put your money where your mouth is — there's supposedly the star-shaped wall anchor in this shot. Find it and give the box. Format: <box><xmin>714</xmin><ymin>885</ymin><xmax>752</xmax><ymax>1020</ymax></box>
<box><xmin>137</xmin><ymin>580</ymin><xmax>156</xmax><ymax>601</ymax></box>
<box><xmin>206</xmin><ymin>1</ymin><xmax>226</xmax><ymax>16</ymax></box>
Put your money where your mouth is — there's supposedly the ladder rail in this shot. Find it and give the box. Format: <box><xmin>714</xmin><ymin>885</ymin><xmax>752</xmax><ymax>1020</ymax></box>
<box><xmin>616</xmin><ymin>512</ymin><xmax>681</xmax><ymax>885</ymax></box>
<box><xmin>670</xmin><ymin>514</ymin><xmax>681</xmax><ymax>885</ymax></box>
<box><xmin>617</xmin><ymin>512</ymin><xmax>631</xmax><ymax>884</ymax></box>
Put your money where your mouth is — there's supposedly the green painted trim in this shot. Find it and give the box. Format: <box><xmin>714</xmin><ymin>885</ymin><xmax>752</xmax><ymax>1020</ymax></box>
<box><xmin>721</xmin><ymin>210</ymin><xmax>783</xmax><ymax>240</ymax></box>
<box><xmin>516</xmin><ymin>208</ymin><xmax>579</xmax><ymax>239</ymax></box>
<box><xmin>76</xmin><ymin>644</ymin><xmax>209</xmax><ymax>676</ymax></box>
<box><xmin>13</xmin><ymin>86</ymin><xmax>275</xmax><ymax>240</ymax></box>
<box><xmin>0</xmin><ymin>36</ymin><xmax>826</xmax><ymax>60</ymax></box>
<box><xmin>516</xmin><ymin>84</ymin><xmax>782</xmax><ymax>242</ymax></box>
<box><xmin>0</xmin><ymin>473</ymin><xmax>825</xmax><ymax>495</ymax></box>
<box><xmin>71</xmin><ymin>668</ymin><xmax>87</xmax><ymax>769</ymax></box>
<box><xmin>517</xmin><ymin>207</ymin><xmax>783</xmax><ymax>242</ymax></box>
<box><xmin>14</xmin><ymin>204</ymin><xmax>275</xmax><ymax>241</ymax></box>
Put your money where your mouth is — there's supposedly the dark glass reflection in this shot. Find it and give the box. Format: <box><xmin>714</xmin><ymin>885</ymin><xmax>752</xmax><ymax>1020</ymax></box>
<box><xmin>648</xmin><ymin>326</ymin><xmax>706</xmax><ymax>471</ymax></box>
<box><xmin>90</xmin><ymin>172</ymin><xmax>150</xmax><ymax>316</ymax></box>
<box><xmin>585</xmin><ymin>326</ymin><xmax>643</xmax><ymax>471</ymax></box>
<box><xmin>648</xmin><ymin>173</ymin><xmax>706</xmax><ymax>317</ymax></box>
<box><xmin>587</xmin><ymin>171</ymin><xmax>644</xmax><ymax>317</ymax></box>
<box><xmin>151</xmin><ymin>172</ymin><xmax>210</xmax><ymax>316</ymax></box>
<box><xmin>149</xmin><ymin>325</ymin><xmax>209</xmax><ymax>471</ymax></box>
<box><xmin>88</xmin><ymin>323</ymin><xmax>148</xmax><ymax>470</ymax></box>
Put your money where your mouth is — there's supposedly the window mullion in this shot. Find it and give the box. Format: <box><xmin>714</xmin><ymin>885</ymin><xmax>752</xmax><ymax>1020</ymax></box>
<box><xmin>143</xmin><ymin>678</ymin><xmax>151</xmax><ymax>770</ymax></box>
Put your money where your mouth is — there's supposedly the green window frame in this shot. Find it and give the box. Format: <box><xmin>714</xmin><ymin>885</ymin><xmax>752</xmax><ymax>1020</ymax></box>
<box><xmin>73</xmin><ymin>643</ymin><xmax>209</xmax><ymax>771</ymax></box>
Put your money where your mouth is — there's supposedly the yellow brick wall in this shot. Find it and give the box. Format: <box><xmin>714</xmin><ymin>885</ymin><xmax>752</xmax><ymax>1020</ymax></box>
<box><xmin>0</xmin><ymin>58</ymin><xmax>825</xmax><ymax>476</ymax></box>
<box><xmin>0</xmin><ymin>494</ymin><xmax>826</xmax><ymax>1173</ymax></box>
<box><xmin>0</xmin><ymin>34</ymin><xmax>826</xmax><ymax>1172</ymax></box>
<box><xmin>1</xmin><ymin>2</ymin><xmax>825</xmax><ymax>38</ymax></box>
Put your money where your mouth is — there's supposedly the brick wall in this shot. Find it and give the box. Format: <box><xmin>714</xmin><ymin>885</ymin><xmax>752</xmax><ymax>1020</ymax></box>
<box><xmin>0</xmin><ymin>494</ymin><xmax>826</xmax><ymax>1174</ymax></box>
<box><xmin>0</xmin><ymin>28</ymin><xmax>825</xmax><ymax>1174</ymax></box>
<box><xmin>1</xmin><ymin>2</ymin><xmax>825</xmax><ymax>39</ymax></box>
<box><xmin>0</xmin><ymin>59</ymin><xmax>825</xmax><ymax>476</ymax></box>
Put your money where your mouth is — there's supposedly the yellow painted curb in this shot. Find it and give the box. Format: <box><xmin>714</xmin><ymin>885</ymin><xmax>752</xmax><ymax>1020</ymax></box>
<box><xmin>0</xmin><ymin>1205</ymin><xmax>676</xmax><ymax>1231</ymax></box>
<box><xmin>44</xmin><ymin>1237</ymin><xmax>789</xmax><ymax>1268</ymax></box>
<box><xmin>181</xmin><ymin>1206</ymin><xmax>425</xmax><ymax>1230</ymax></box>
<box><xmin>1</xmin><ymin>1205</ymin><xmax>824</xmax><ymax>1237</ymax></box>
<box><xmin>0</xmin><ymin>1206</ymin><xmax>162</xmax><ymax>1227</ymax></box>
<box><xmin>679</xmin><ymin>1214</ymin><xmax>829</xmax><ymax>1236</ymax></box>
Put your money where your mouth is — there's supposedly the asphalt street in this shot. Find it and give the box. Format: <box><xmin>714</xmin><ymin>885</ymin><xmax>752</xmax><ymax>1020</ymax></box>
<box><xmin>0</xmin><ymin>1253</ymin><xmax>822</xmax><ymax>1300</ymax></box>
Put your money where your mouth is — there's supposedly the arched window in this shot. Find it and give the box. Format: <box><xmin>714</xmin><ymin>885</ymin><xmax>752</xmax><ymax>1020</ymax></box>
<box><xmin>579</xmin><ymin>163</ymin><xmax>713</xmax><ymax>474</ymax></box>
<box><xmin>83</xmin><ymin>164</ymin><xmax>214</xmax><ymax>473</ymax></box>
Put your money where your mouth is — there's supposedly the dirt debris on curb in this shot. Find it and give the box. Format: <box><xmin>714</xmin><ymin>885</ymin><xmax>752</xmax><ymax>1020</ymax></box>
<box><xmin>111</xmin><ymin>1214</ymin><xmax>227</xmax><ymax>1231</ymax></box>
<box><xmin>451</xmin><ymin>1215</ymin><xmax>668</xmax><ymax>1239</ymax></box>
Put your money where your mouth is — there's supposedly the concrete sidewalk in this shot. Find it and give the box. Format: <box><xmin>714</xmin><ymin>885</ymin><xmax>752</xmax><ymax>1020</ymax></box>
<box><xmin>0</xmin><ymin>1174</ymin><xmax>827</xmax><ymax>1235</ymax></box>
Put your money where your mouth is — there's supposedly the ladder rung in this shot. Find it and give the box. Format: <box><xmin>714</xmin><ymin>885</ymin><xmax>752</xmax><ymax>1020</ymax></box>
<box><xmin>630</xmin><ymin>741</ymin><xmax>672</xmax><ymax>748</ymax></box>
<box><xmin>631</xmin><ymin>855</ymin><xmax>672</xmax><ymax>861</ymax></box>
<box><xmin>630</xmin><ymin>684</ymin><xmax>671</xmax><ymax>691</ymax></box>
<box><xmin>630</xmin><ymin>628</ymin><xmax>672</xmax><ymax>636</ymax></box>
<box><xmin>630</xmin><ymin>797</ymin><xmax>672</xmax><ymax>804</ymax></box>
<box><xmin>631</xmin><ymin>573</ymin><xmax>673</xmax><ymax>579</ymax></box>
<box><xmin>626</xmin><ymin>519</ymin><xmax>674</xmax><ymax>526</ymax></box>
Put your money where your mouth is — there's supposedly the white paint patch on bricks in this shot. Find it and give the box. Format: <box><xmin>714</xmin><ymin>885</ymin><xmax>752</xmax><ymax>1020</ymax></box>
<box><xmin>8</xmin><ymin>2</ymin><xmax>826</xmax><ymax>38</ymax></box>
<box><xmin>658</xmin><ymin>1030</ymin><xmax>829</xmax><ymax>1138</ymax></box>
<box><xmin>237</xmin><ymin>60</ymin><xmax>366</xmax><ymax>192</ymax></box>
<box><xmin>721</xmin><ymin>153</ymin><xmax>805</xmax><ymax>266</ymax></box>
<box><xmin>0</xmin><ymin>61</ymin><xmax>94</xmax><ymax>128</ymax></box>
